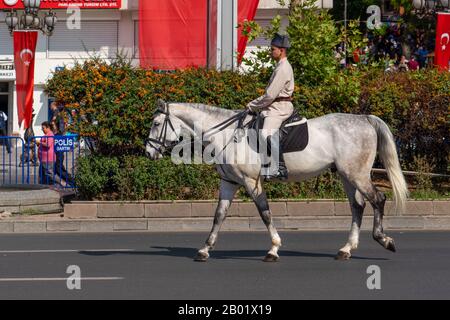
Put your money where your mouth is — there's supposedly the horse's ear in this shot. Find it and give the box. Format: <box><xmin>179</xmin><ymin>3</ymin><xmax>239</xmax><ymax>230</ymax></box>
<box><xmin>156</xmin><ymin>99</ymin><xmax>166</xmax><ymax>111</ymax></box>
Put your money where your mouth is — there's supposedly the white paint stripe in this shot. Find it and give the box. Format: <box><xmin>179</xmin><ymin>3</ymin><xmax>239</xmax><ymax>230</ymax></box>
<box><xmin>0</xmin><ymin>277</ymin><xmax>123</xmax><ymax>282</ymax></box>
<box><xmin>0</xmin><ymin>249</ymin><xmax>135</xmax><ymax>254</ymax></box>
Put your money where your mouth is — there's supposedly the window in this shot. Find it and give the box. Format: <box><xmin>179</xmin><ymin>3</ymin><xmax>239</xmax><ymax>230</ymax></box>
<box><xmin>0</xmin><ymin>82</ymin><xmax>8</xmax><ymax>93</ymax></box>
<box><xmin>48</xmin><ymin>21</ymin><xmax>119</xmax><ymax>59</ymax></box>
<box><xmin>0</xmin><ymin>24</ymin><xmax>13</xmax><ymax>56</ymax></box>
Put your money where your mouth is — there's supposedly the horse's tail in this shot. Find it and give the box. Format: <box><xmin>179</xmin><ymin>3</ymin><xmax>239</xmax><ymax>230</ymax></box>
<box><xmin>367</xmin><ymin>115</ymin><xmax>409</xmax><ymax>214</ymax></box>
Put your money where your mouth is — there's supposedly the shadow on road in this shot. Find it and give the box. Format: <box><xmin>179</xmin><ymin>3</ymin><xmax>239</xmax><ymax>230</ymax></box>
<box><xmin>78</xmin><ymin>246</ymin><xmax>389</xmax><ymax>261</ymax></box>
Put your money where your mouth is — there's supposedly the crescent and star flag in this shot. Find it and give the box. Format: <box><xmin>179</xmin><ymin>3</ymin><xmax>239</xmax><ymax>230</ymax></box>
<box><xmin>237</xmin><ymin>0</ymin><xmax>260</xmax><ymax>64</ymax></box>
<box><xmin>13</xmin><ymin>31</ymin><xmax>38</xmax><ymax>129</ymax></box>
<box><xmin>139</xmin><ymin>0</ymin><xmax>260</xmax><ymax>70</ymax></box>
<box><xmin>435</xmin><ymin>12</ymin><xmax>450</xmax><ymax>71</ymax></box>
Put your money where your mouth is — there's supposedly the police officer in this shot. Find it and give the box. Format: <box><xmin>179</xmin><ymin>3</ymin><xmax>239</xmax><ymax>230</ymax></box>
<box><xmin>247</xmin><ymin>33</ymin><xmax>294</xmax><ymax>180</ymax></box>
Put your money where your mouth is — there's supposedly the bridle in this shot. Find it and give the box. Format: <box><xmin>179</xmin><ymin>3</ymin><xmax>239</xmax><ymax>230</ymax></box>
<box><xmin>146</xmin><ymin>101</ymin><xmax>251</xmax><ymax>157</ymax></box>
<box><xmin>145</xmin><ymin>102</ymin><xmax>182</xmax><ymax>157</ymax></box>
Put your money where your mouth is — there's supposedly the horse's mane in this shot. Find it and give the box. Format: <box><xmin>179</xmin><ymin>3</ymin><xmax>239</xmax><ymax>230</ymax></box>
<box><xmin>171</xmin><ymin>103</ymin><xmax>239</xmax><ymax>118</ymax></box>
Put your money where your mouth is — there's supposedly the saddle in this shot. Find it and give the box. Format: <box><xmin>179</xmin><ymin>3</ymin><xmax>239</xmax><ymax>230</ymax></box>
<box><xmin>243</xmin><ymin>110</ymin><xmax>309</xmax><ymax>154</ymax></box>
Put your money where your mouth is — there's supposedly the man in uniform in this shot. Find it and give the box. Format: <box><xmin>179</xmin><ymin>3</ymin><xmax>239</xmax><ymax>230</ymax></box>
<box><xmin>247</xmin><ymin>33</ymin><xmax>294</xmax><ymax>180</ymax></box>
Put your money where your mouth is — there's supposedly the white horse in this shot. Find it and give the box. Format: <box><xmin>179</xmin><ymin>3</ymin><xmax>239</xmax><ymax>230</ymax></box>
<box><xmin>146</xmin><ymin>100</ymin><xmax>409</xmax><ymax>262</ymax></box>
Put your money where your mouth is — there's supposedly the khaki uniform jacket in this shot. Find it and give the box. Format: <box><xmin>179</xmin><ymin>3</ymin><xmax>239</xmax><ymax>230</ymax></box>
<box><xmin>247</xmin><ymin>57</ymin><xmax>294</xmax><ymax>121</ymax></box>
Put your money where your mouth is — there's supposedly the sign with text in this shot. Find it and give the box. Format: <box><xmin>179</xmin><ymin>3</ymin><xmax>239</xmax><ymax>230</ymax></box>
<box><xmin>0</xmin><ymin>62</ymin><xmax>15</xmax><ymax>80</ymax></box>
<box><xmin>0</xmin><ymin>0</ymin><xmax>121</xmax><ymax>9</ymax></box>
<box><xmin>54</xmin><ymin>136</ymin><xmax>75</xmax><ymax>152</ymax></box>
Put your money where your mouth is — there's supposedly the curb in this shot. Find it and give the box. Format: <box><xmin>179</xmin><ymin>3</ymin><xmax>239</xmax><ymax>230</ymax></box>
<box><xmin>1</xmin><ymin>216</ymin><xmax>450</xmax><ymax>233</ymax></box>
<box><xmin>0</xmin><ymin>186</ymin><xmax>63</xmax><ymax>215</ymax></box>
<box><xmin>63</xmin><ymin>200</ymin><xmax>450</xmax><ymax>219</ymax></box>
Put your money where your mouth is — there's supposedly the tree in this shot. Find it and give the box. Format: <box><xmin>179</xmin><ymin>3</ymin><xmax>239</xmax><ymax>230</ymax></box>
<box><xmin>286</xmin><ymin>0</ymin><xmax>341</xmax><ymax>85</ymax></box>
<box><xmin>289</xmin><ymin>0</ymin><xmax>302</xmax><ymax>16</ymax></box>
<box><xmin>242</xmin><ymin>0</ymin><xmax>340</xmax><ymax>86</ymax></box>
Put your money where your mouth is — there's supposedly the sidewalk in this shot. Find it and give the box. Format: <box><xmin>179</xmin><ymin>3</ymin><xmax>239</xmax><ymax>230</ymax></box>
<box><xmin>0</xmin><ymin>199</ymin><xmax>449</xmax><ymax>233</ymax></box>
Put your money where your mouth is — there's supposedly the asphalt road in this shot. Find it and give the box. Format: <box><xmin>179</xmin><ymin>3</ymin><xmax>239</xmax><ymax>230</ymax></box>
<box><xmin>0</xmin><ymin>231</ymin><xmax>449</xmax><ymax>300</ymax></box>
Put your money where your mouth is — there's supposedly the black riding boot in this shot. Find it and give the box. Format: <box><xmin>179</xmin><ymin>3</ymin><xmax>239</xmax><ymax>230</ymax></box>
<box><xmin>276</xmin><ymin>150</ymin><xmax>288</xmax><ymax>180</ymax></box>
<box><xmin>264</xmin><ymin>135</ymin><xmax>288</xmax><ymax>181</ymax></box>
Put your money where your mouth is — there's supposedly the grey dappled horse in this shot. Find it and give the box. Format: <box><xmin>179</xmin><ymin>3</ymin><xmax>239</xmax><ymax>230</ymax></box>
<box><xmin>146</xmin><ymin>100</ymin><xmax>409</xmax><ymax>262</ymax></box>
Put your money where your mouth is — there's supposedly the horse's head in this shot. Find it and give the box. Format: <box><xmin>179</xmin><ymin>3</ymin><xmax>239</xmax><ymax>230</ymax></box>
<box><xmin>145</xmin><ymin>99</ymin><xmax>184</xmax><ymax>160</ymax></box>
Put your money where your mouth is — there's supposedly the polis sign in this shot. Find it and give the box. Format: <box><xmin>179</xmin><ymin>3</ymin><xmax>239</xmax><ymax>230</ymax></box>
<box><xmin>0</xmin><ymin>0</ymin><xmax>122</xmax><ymax>9</ymax></box>
<box><xmin>54</xmin><ymin>136</ymin><xmax>75</xmax><ymax>152</ymax></box>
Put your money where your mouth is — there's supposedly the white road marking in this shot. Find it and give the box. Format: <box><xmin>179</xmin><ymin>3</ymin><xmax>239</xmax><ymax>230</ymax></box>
<box><xmin>0</xmin><ymin>249</ymin><xmax>135</xmax><ymax>254</ymax></box>
<box><xmin>0</xmin><ymin>277</ymin><xmax>123</xmax><ymax>282</ymax></box>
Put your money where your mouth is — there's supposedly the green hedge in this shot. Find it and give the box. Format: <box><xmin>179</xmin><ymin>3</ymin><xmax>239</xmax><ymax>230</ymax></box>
<box><xmin>76</xmin><ymin>155</ymin><xmax>348</xmax><ymax>201</ymax></box>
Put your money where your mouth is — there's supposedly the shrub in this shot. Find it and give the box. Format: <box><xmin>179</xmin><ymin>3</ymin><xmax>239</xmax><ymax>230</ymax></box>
<box><xmin>76</xmin><ymin>155</ymin><xmax>345</xmax><ymax>200</ymax></box>
<box><xmin>75</xmin><ymin>156</ymin><xmax>120</xmax><ymax>199</ymax></box>
<box><xmin>358</xmin><ymin>69</ymin><xmax>450</xmax><ymax>172</ymax></box>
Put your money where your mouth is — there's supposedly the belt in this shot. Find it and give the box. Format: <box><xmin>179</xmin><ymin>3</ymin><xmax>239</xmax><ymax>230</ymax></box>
<box><xmin>273</xmin><ymin>96</ymin><xmax>293</xmax><ymax>103</ymax></box>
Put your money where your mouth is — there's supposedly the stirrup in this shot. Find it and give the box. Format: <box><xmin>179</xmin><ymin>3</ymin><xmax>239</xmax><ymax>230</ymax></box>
<box><xmin>264</xmin><ymin>169</ymin><xmax>288</xmax><ymax>182</ymax></box>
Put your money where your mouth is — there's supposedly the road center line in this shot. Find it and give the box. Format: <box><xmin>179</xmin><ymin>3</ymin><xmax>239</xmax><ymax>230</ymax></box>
<box><xmin>0</xmin><ymin>249</ymin><xmax>136</xmax><ymax>254</ymax></box>
<box><xmin>0</xmin><ymin>277</ymin><xmax>124</xmax><ymax>282</ymax></box>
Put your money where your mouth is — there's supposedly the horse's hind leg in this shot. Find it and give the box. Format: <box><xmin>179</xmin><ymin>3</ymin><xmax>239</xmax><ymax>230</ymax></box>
<box><xmin>194</xmin><ymin>180</ymin><xmax>239</xmax><ymax>262</ymax></box>
<box><xmin>370</xmin><ymin>187</ymin><xmax>396</xmax><ymax>252</ymax></box>
<box><xmin>351</xmin><ymin>177</ymin><xmax>396</xmax><ymax>253</ymax></box>
<box><xmin>243</xmin><ymin>178</ymin><xmax>281</xmax><ymax>262</ymax></box>
<box><xmin>336</xmin><ymin>176</ymin><xmax>366</xmax><ymax>261</ymax></box>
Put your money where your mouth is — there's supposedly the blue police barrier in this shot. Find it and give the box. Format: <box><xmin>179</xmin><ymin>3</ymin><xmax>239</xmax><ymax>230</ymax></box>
<box><xmin>1</xmin><ymin>134</ymin><xmax>86</xmax><ymax>191</ymax></box>
<box><xmin>26</xmin><ymin>135</ymin><xmax>81</xmax><ymax>190</ymax></box>
<box><xmin>0</xmin><ymin>136</ymin><xmax>26</xmax><ymax>186</ymax></box>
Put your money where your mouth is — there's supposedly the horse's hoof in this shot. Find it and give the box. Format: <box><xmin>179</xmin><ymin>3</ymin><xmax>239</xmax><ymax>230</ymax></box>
<box><xmin>335</xmin><ymin>251</ymin><xmax>351</xmax><ymax>261</ymax></box>
<box><xmin>263</xmin><ymin>253</ymin><xmax>280</xmax><ymax>262</ymax></box>
<box><xmin>194</xmin><ymin>252</ymin><xmax>209</xmax><ymax>262</ymax></box>
<box><xmin>385</xmin><ymin>238</ymin><xmax>396</xmax><ymax>252</ymax></box>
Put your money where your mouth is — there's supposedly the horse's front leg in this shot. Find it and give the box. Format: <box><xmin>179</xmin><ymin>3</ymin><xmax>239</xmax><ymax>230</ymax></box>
<box><xmin>194</xmin><ymin>180</ymin><xmax>239</xmax><ymax>262</ymax></box>
<box><xmin>244</xmin><ymin>178</ymin><xmax>282</xmax><ymax>262</ymax></box>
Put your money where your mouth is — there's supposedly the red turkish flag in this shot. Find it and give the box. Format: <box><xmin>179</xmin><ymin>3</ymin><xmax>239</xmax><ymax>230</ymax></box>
<box><xmin>14</xmin><ymin>31</ymin><xmax>38</xmax><ymax>129</ymax></box>
<box><xmin>237</xmin><ymin>0</ymin><xmax>260</xmax><ymax>65</ymax></box>
<box><xmin>139</xmin><ymin>0</ymin><xmax>207</xmax><ymax>70</ymax></box>
<box><xmin>435</xmin><ymin>12</ymin><xmax>450</xmax><ymax>70</ymax></box>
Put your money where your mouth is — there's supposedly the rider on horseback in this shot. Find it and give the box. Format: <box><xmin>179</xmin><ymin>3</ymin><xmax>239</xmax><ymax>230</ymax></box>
<box><xmin>246</xmin><ymin>33</ymin><xmax>294</xmax><ymax>181</ymax></box>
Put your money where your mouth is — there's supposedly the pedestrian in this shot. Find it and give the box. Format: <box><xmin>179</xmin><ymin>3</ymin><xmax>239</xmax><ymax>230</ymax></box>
<box><xmin>398</xmin><ymin>55</ymin><xmax>409</xmax><ymax>72</ymax></box>
<box><xmin>20</xmin><ymin>126</ymin><xmax>38</xmax><ymax>166</ymax></box>
<box><xmin>415</xmin><ymin>46</ymin><xmax>428</xmax><ymax>69</ymax></box>
<box><xmin>49</xmin><ymin>102</ymin><xmax>74</xmax><ymax>187</ymax></box>
<box><xmin>36</xmin><ymin>121</ymin><xmax>58</xmax><ymax>185</ymax></box>
<box><xmin>408</xmin><ymin>55</ymin><xmax>419</xmax><ymax>71</ymax></box>
<box><xmin>49</xmin><ymin>102</ymin><xmax>65</xmax><ymax>136</ymax></box>
<box><xmin>0</xmin><ymin>110</ymin><xmax>11</xmax><ymax>154</ymax></box>
<box><xmin>19</xmin><ymin>111</ymin><xmax>38</xmax><ymax>167</ymax></box>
